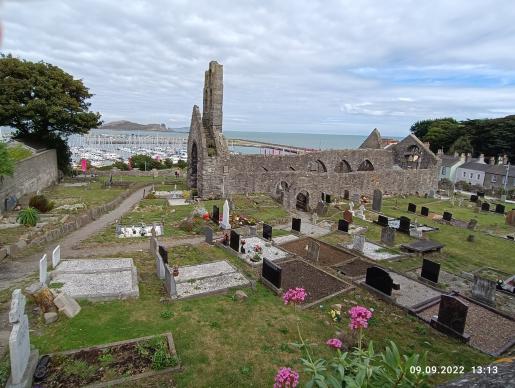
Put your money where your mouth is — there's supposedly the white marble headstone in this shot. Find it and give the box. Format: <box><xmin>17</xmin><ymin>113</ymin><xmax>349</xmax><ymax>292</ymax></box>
<box><xmin>52</xmin><ymin>245</ymin><xmax>61</xmax><ymax>268</ymax></box>
<box><xmin>9</xmin><ymin>289</ymin><xmax>26</xmax><ymax>324</ymax></box>
<box><xmin>9</xmin><ymin>314</ymin><xmax>30</xmax><ymax>385</ymax></box>
<box><xmin>39</xmin><ymin>254</ymin><xmax>48</xmax><ymax>284</ymax></box>
<box><xmin>156</xmin><ymin>253</ymin><xmax>165</xmax><ymax>280</ymax></box>
<box><xmin>352</xmin><ymin>235</ymin><xmax>365</xmax><ymax>252</ymax></box>
<box><xmin>220</xmin><ymin>199</ymin><xmax>231</xmax><ymax>230</ymax></box>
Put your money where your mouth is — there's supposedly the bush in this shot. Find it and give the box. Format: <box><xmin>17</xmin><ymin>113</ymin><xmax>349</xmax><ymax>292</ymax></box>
<box><xmin>17</xmin><ymin>207</ymin><xmax>39</xmax><ymax>226</ymax></box>
<box><xmin>438</xmin><ymin>178</ymin><xmax>453</xmax><ymax>190</ymax></box>
<box><xmin>29</xmin><ymin>195</ymin><xmax>54</xmax><ymax>213</ymax></box>
<box><xmin>176</xmin><ymin>159</ymin><xmax>187</xmax><ymax>169</ymax></box>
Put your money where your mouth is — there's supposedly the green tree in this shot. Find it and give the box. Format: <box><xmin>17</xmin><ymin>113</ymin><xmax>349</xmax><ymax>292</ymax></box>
<box><xmin>130</xmin><ymin>154</ymin><xmax>162</xmax><ymax>171</ymax></box>
<box><xmin>0</xmin><ymin>55</ymin><xmax>101</xmax><ymax>173</ymax></box>
<box><xmin>449</xmin><ymin>135</ymin><xmax>473</xmax><ymax>155</ymax></box>
<box><xmin>0</xmin><ymin>141</ymin><xmax>15</xmax><ymax>176</ymax></box>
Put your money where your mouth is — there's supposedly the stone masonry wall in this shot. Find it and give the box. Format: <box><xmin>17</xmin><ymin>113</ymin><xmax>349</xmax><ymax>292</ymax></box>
<box><xmin>0</xmin><ymin>149</ymin><xmax>58</xmax><ymax>214</ymax></box>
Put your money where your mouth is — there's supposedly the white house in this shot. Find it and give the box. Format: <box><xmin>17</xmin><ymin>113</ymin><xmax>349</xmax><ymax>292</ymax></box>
<box><xmin>438</xmin><ymin>151</ymin><xmax>465</xmax><ymax>182</ymax></box>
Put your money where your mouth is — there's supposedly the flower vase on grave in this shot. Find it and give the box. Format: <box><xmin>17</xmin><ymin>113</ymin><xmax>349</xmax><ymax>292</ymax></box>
<box><xmin>172</xmin><ymin>266</ymin><xmax>179</xmax><ymax>277</ymax></box>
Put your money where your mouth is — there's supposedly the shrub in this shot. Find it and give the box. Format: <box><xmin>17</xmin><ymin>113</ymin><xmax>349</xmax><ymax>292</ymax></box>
<box><xmin>29</xmin><ymin>195</ymin><xmax>54</xmax><ymax>213</ymax></box>
<box><xmin>17</xmin><ymin>207</ymin><xmax>39</xmax><ymax>226</ymax></box>
<box><xmin>438</xmin><ymin>178</ymin><xmax>452</xmax><ymax>190</ymax></box>
<box><xmin>176</xmin><ymin>159</ymin><xmax>187</xmax><ymax>169</ymax></box>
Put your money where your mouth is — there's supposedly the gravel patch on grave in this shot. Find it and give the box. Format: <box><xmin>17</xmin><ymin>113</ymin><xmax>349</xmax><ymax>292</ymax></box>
<box><xmin>279</xmin><ymin>259</ymin><xmax>352</xmax><ymax>304</ymax></box>
<box><xmin>176</xmin><ymin>272</ymin><xmax>249</xmax><ymax>298</ymax></box>
<box><xmin>280</xmin><ymin>237</ymin><xmax>357</xmax><ymax>266</ymax></box>
<box><xmin>388</xmin><ymin>272</ymin><xmax>441</xmax><ymax>308</ymax></box>
<box><xmin>53</xmin><ymin>258</ymin><xmax>133</xmax><ymax>274</ymax></box>
<box><xmin>417</xmin><ymin>296</ymin><xmax>515</xmax><ymax>355</ymax></box>
<box><xmin>344</xmin><ymin>241</ymin><xmax>401</xmax><ymax>261</ymax></box>
<box><xmin>333</xmin><ymin>258</ymin><xmax>373</xmax><ymax>278</ymax></box>
<box><xmin>168</xmin><ymin>198</ymin><xmax>188</xmax><ymax>206</ymax></box>
<box><xmin>238</xmin><ymin>237</ymin><xmax>290</xmax><ymax>266</ymax></box>
<box><xmin>174</xmin><ymin>261</ymin><xmax>235</xmax><ymax>282</ymax></box>
<box><xmin>299</xmin><ymin>221</ymin><xmax>332</xmax><ymax>237</ymax></box>
<box><xmin>272</xmin><ymin>234</ymin><xmax>299</xmax><ymax>245</ymax></box>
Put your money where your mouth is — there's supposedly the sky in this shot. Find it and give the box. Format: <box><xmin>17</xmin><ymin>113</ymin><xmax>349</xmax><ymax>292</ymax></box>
<box><xmin>1</xmin><ymin>0</ymin><xmax>515</xmax><ymax>136</ymax></box>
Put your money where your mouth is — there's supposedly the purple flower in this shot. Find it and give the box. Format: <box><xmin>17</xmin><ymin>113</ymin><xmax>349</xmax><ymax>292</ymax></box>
<box><xmin>282</xmin><ymin>288</ymin><xmax>307</xmax><ymax>305</ymax></box>
<box><xmin>326</xmin><ymin>338</ymin><xmax>343</xmax><ymax>349</ymax></box>
<box><xmin>274</xmin><ymin>367</ymin><xmax>299</xmax><ymax>388</ymax></box>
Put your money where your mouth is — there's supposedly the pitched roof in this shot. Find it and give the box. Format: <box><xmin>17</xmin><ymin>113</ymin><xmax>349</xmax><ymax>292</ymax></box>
<box><xmin>457</xmin><ymin>161</ymin><xmax>491</xmax><ymax>172</ymax></box>
<box><xmin>486</xmin><ymin>163</ymin><xmax>515</xmax><ymax>178</ymax></box>
<box><xmin>440</xmin><ymin>155</ymin><xmax>461</xmax><ymax>168</ymax></box>
<box><xmin>359</xmin><ymin>128</ymin><xmax>382</xmax><ymax>149</ymax></box>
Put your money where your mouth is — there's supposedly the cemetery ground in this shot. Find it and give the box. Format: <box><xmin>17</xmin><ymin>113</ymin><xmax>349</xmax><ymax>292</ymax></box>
<box><xmin>82</xmin><ymin>193</ymin><xmax>289</xmax><ymax>246</ymax></box>
<box><xmin>0</xmin><ymin>244</ymin><xmax>492</xmax><ymax>387</ymax></box>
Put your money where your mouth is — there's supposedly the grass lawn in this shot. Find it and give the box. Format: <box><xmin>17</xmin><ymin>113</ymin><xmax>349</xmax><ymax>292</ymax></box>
<box><xmin>21</xmin><ymin>245</ymin><xmax>490</xmax><ymax>387</ymax></box>
<box><xmin>7</xmin><ymin>144</ymin><xmax>33</xmax><ymax>161</ymax></box>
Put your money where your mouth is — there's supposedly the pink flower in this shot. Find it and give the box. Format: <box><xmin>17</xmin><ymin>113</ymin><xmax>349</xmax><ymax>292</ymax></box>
<box><xmin>274</xmin><ymin>367</ymin><xmax>299</xmax><ymax>388</ymax></box>
<box><xmin>282</xmin><ymin>288</ymin><xmax>307</xmax><ymax>305</ymax></box>
<box><xmin>348</xmin><ymin>306</ymin><xmax>373</xmax><ymax>330</ymax></box>
<box><xmin>326</xmin><ymin>338</ymin><xmax>343</xmax><ymax>349</ymax></box>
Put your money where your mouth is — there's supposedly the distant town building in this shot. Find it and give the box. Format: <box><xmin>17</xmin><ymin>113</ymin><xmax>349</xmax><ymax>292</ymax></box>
<box><xmin>437</xmin><ymin>150</ymin><xmax>465</xmax><ymax>182</ymax></box>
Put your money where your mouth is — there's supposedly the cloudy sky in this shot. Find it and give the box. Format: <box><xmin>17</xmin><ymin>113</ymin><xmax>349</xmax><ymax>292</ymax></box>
<box><xmin>2</xmin><ymin>0</ymin><xmax>515</xmax><ymax>136</ymax></box>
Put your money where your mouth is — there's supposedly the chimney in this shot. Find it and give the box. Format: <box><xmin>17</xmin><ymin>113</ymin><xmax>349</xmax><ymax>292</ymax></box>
<box><xmin>460</xmin><ymin>153</ymin><xmax>466</xmax><ymax>162</ymax></box>
<box><xmin>478</xmin><ymin>154</ymin><xmax>485</xmax><ymax>164</ymax></box>
<box><xmin>466</xmin><ymin>153</ymin><xmax>472</xmax><ymax>162</ymax></box>
<box><xmin>488</xmin><ymin>157</ymin><xmax>495</xmax><ymax>165</ymax></box>
<box><xmin>497</xmin><ymin>156</ymin><xmax>503</xmax><ymax>165</ymax></box>
<box><xmin>503</xmin><ymin>155</ymin><xmax>508</xmax><ymax>165</ymax></box>
<box><xmin>454</xmin><ymin>151</ymin><xmax>459</xmax><ymax>157</ymax></box>
<box><xmin>437</xmin><ymin>149</ymin><xmax>443</xmax><ymax>156</ymax></box>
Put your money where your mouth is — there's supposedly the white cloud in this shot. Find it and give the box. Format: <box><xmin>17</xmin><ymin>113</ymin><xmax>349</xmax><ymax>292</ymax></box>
<box><xmin>1</xmin><ymin>0</ymin><xmax>515</xmax><ymax>136</ymax></box>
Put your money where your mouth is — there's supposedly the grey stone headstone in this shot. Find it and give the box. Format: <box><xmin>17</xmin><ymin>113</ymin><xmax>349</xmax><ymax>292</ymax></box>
<box><xmin>428</xmin><ymin>190</ymin><xmax>435</xmax><ymax>198</ymax></box>
<box><xmin>4</xmin><ymin>195</ymin><xmax>17</xmax><ymax>211</ymax></box>
<box><xmin>471</xmin><ymin>275</ymin><xmax>496</xmax><ymax>306</ymax></box>
<box><xmin>249</xmin><ymin>225</ymin><xmax>257</xmax><ymax>237</ymax></box>
<box><xmin>467</xmin><ymin>219</ymin><xmax>477</xmax><ymax>230</ymax></box>
<box><xmin>9</xmin><ymin>289</ymin><xmax>26</xmax><ymax>324</ymax></box>
<box><xmin>352</xmin><ymin>235</ymin><xmax>365</xmax><ymax>253</ymax></box>
<box><xmin>9</xmin><ymin>314</ymin><xmax>30</xmax><ymax>386</ymax></box>
<box><xmin>156</xmin><ymin>252</ymin><xmax>165</xmax><ymax>280</ymax></box>
<box><xmin>410</xmin><ymin>228</ymin><xmax>423</xmax><ymax>239</ymax></box>
<box><xmin>351</xmin><ymin>193</ymin><xmax>360</xmax><ymax>203</ymax></box>
<box><xmin>316</xmin><ymin>200</ymin><xmax>328</xmax><ymax>216</ymax></box>
<box><xmin>39</xmin><ymin>255</ymin><xmax>47</xmax><ymax>284</ymax></box>
<box><xmin>372</xmin><ymin>189</ymin><xmax>382</xmax><ymax>212</ymax></box>
<box><xmin>380</xmin><ymin>226</ymin><xmax>395</xmax><ymax>246</ymax></box>
<box><xmin>306</xmin><ymin>240</ymin><xmax>320</xmax><ymax>262</ymax></box>
<box><xmin>204</xmin><ymin>227</ymin><xmax>214</xmax><ymax>244</ymax></box>
<box><xmin>164</xmin><ymin>266</ymin><xmax>177</xmax><ymax>297</ymax></box>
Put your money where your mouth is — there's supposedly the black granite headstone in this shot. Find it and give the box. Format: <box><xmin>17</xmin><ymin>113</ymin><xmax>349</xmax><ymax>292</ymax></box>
<box><xmin>421</xmin><ymin>206</ymin><xmax>429</xmax><ymax>217</ymax></box>
<box><xmin>470</xmin><ymin>195</ymin><xmax>478</xmax><ymax>202</ymax></box>
<box><xmin>343</xmin><ymin>190</ymin><xmax>350</xmax><ymax>200</ymax></box>
<box><xmin>158</xmin><ymin>245</ymin><xmax>168</xmax><ymax>264</ymax></box>
<box><xmin>481</xmin><ymin>202</ymin><xmax>490</xmax><ymax>212</ymax></box>
<box><xmin>495</xmin><ymin>204</ymin><xmax>505</xmax><ymax>214</ymax></box>
<box><xmin>398</xmin><ymin>216</ymin><xmax>411</xmax><ymax>234</ymax></box>
<box><xmin>365</xmin><ymin>266</ymin><xmax>394</xmax><ymax>296</ymax></box>
<box><xmin>325</xmin><ymin>194</ymin><xmax>331</xmax><ymax>204</ymax></box>
<box><xmin>443</xmin><ymin>211</ymin><xmax>452</xmax><ymax>221</ymax></box>
<box><xmin>263</xmin><ymin>223</ymin><xmax>273</xmax><ymax>241</ymax></box>
<box><xmin>212</xmin><ymin>205</ymin><xmax>220</xmax><ymax>224</ymax></box>
<box><xmin>477</xmin><ymin>191</ymin><xmax>485</xmax><ymax>198</ymax></box>
<box><xmin>377</xmin><ymin>215</ymin><xmax>389</xmax><ymax>227</ymax></box>
<box><xmin>437</xmin><ymin>295</ymin><xmax>468</xmax><ymax>335</ymax></box>
<box><xmin>292</xmin><ymin>218</ymin><xmax>301</xmax><ymax>232</ymax></box>
<box><xmin>338</xmin><ymin>219</ymin><xmax>349</xmax><ymax>232</ymax></box>
<box><xmin>421</xmin><ymin>258</ymin><xmax>440</xmax><ymax>283</ymax></box>
<box><xmin>262</xmin><ymin>258</ymin><xmax>282</xmax><ymax>288</ymax></box>
<box><xmin>408</xmin><ymin>203</ymin><xmax>417</xmax><ymax>213</ymax></box>
<box><xmin>230</xmin><ymin>230</ymin><xmax>240</xmax><ymax>252</ymax></box>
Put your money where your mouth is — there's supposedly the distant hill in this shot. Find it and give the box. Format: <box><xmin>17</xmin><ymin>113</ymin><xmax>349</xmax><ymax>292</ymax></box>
<box><xmin>99</xmin><ymin>120</ymin><xmax>189</xmax><ymax>132</ymax></box>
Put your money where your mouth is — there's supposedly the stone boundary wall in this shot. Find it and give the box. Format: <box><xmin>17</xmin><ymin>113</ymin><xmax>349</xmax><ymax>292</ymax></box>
<box><xmin>95</xmin><ymin>168</ymin><xmax>179</xmax><ymax>177</ymax></box>
<box><xmin>0</xmin><ymin>183</ymin><xmax>148</xmax><ymax>261</ymax></box>
<box><xmin>0</xmin><ymin>149</ymin><xmax>58</xmax><ymax>215</ymax></box>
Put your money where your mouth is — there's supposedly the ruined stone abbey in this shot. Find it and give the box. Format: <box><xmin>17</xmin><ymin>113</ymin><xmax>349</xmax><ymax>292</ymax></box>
<box><xmin>187</xmin><ymin>61</ymin><xmax>440</xmax><ymax>211</ymax></box>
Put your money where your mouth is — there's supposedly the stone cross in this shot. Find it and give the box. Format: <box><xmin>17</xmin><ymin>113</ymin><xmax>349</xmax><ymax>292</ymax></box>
<box><xmin>220</xmin><ymin>199</ymin><xmax>232</xmax><ymax>230</ymax></box>
<box><xmin>39</xmin><ymin>254</ymin><xmax>47</xmax><ymax>284</ymax></box>
<box><xmin>52</xmin><ymin>245</ymin><xmax>61</xmax><ymax>268</ymax></box>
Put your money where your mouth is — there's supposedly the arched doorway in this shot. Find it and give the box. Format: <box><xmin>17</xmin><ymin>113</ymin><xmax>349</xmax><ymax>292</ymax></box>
<box><xmin>190</xmin><ymin>142</ymin><xmax>198</xmax><ymax>188</ymax></box>
<box><xmin>296</xmin><ymin>191</ymin><xmax>309</xmax><ymax>212</ymax></box>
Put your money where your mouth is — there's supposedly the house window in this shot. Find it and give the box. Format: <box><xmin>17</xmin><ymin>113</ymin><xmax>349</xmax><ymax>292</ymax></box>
<box><xmin>441</xmin><ymin>167</ymin><xmax>447</xmax><ymax>175</ymax></box>
<box><xmin>502</xmin><ymin>176</ymin><xmax>506</xmax><ymax>184</ymax></box>
<box><xmin>492</xmin><ymin>175</ymin><xmax>497</xmax><ymax>183</ymax></box>
<box><xmin>463</xmin><ymin>171</ymin><xmax>466</xmax><ymax>177</ymax></box>
<box><xmin>469</xmin><ymin>173</ymin><xmax>473</xmax><ymax>179</ymax></box>
<box><xmin>477</xmin><ymin>174</ymin><xmax>480</xmax><ymax>180</ymax></box>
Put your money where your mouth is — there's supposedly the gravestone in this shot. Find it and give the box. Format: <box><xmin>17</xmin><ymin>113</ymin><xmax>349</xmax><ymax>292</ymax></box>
<box><xmin>155</xmin><ymin>252</ymin><xmax>165</xmax><ymax>280</ymax></box>
<box><xmin>52</xmin><ymin>245</ymin><xmax>61</xmax><ymax>268</ymax></box>
<box><xmin>4</xmin><ymin>195</ymin><xmax>17</xmax><ymax>212</ymax></box>
<box><xmin>203</xmin><ymin>227</ymin><xmax>214</xmax><ymax>244</ymax></box>
<box><xmin>380</xmin><ymin>226</ymin><xmax>395</xmax><ymax>246</ymax></box>
<box><xmin>337</xmin><ymin>219</ymin><xmax>349</xmax><ymax>232</ymax></box>
<box><xmin>307</xmin><ymin>240</ymin><xmax>321</xmax><ymax>261</ymax></box>
<box><xmin>262</xmin><ymin>258</ymin><xmax>282</xmax><ymax>289</ymax></box>
<box><xmin>398</xmin><ymin>216</ymin><xmax>411</xmax><ymax>234</ymax></box>
<box><xmin>506</xmin><ymin>210</ymin><xmax>515</xmax><ymax>226</ymax></box>
<box><xmin>220</xmin><ymin>200</ymin><xmax>231</xmax><ymax>229</ymax></box>
<box><xmin>410</xmin><ymin>228</ymin><xmax>423</xmax><ymax>239</ymax></box>
<box><xmin>325</xmin><ymin>194</ymin><xmax>331</xmax><ymax>204</ymax></box>
<box><xmin>432</xmin><ymin>295</ymin><xmax>469</xmax><ymax>337</ymax></box>
<box><xmin>365</xmin><ymin>266</ymin><xmax>394</xmax><ymax>296</ymax></box>
<box><xmin>230</xmin><ymin>230</ymin><xmax>240</xmax><ymax>252</ymax></box>
<box><xmin>212</xmin><ymin>205</ymin><xmax>220</xmax><ymax>224</ymax></box>
<box><xmin>291</xmin><ymin>218</ymin><xmax>301</xmax><ymax>233</ymax></box>
<box><xmin>420</xmin><ymin>259</ymin><xmax>440</xmax><ymax>283</ymax></box>
<box><xmin>467</xmin><ymin>219</ymin><xmax>477</xmax><ymax>230</ymax></box>
<box><xmin>351</xmin><ymin>193</ymin><xmax>360</xmax><ymax>203</ymax></box>
<box><xmin>150</xmin><ymin>237</ymin><xmax>158</xmax><ymax>255</ymax></box>
<box><xmin>164</xmin><ymin>266</ymin><xmax>177</xmax><ymax>298</ymax></box>
<box><xmin>263</xmin><ymin>224</ymin><xmax>273</xmax><ymax>241</ymax></box>
<box><xmin>408</xmin><ymin>203</ymin><xmax>417</xmax><ymax>213</ymax></box>
<box><xmin>421</xmin><ymin>206</ymin><xmax>429</xmax><ymax>217</ymax></box>
<box><xmin>343</xmin><ymin>190</ymin><xmax>350</xmax><ymax>200</ymax></box>
<box><xmin>428</xmin><ymin>189</ymin><xmax>435</xmax><ymax>198</ymax></box>
<box><xmin>249</xmin><ymin>225</ymin><xmax>257</xmax><ymax>237</ymax></box>
<box><xmin>481</xmin><ymin>202</ymin><xmax>490</xmax><ymax>212</ymax></box>
<box><xmin>343</xmin><ymin>210</ymin><xmax>353</xmax><ymax>223</ymax></box>
<box><xmin>311</xmin><ymin>213</ymin><xmax>318</xmax><ymax>225</ymax></box>
<box><xmin>352</xmin><ymin>235</ymin><xmax>365</xmax><ymax>253</ymax></box>
<box><xmin>443</xmin><ymin>211</ymin><xmax>452</xmax><ymax>221</ymax></box>
<box><xmin>372</xmin><ymin>189</ymin><xmax>382</xmax><ymax>212</ymax></box>
<box><xmin>9</xmin><ymin>289</ymin><xmax>26</xmax><ymax>324</ymax></box>
<box><xmin>158</xmin><ymin>245</ymin><xmax>168</xmax><ymax>264</ymax></box>
<box><xmin>39</xmin><ymin>255</ymin><xmax>47</xmax><ymax>284</ymax></box>
<box><xmin>471</xmin><ymin>275</ymin><xmax>496</xmax><ymax>306</ymax></box>
<box><xmin>316</xmin><ymin>200</ymin><xmax>328</xmax><ymax>216</ymax></box>
<box><xmin>495</xmin><ymin>204</ymin><xmax>505</xmax><ymax>214</ymax></box>
<box><xmin>477</xmin><ymin>191</ymin><xmax>485</xmax><ymax>198</ymax></box>
<box><xmin>355</xmin><ymin>205</ymin><xmax>366</xmax><ymax>220</ymax></box>
<box><xmin>376</xmin><ymin>215</ymin><xmax>388</xmax><ymax>227</ymax></box>
<box><xmin>470</xmin><ymin>194</ymin><xmax>478</xmax><ymax>202</ymax></box>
